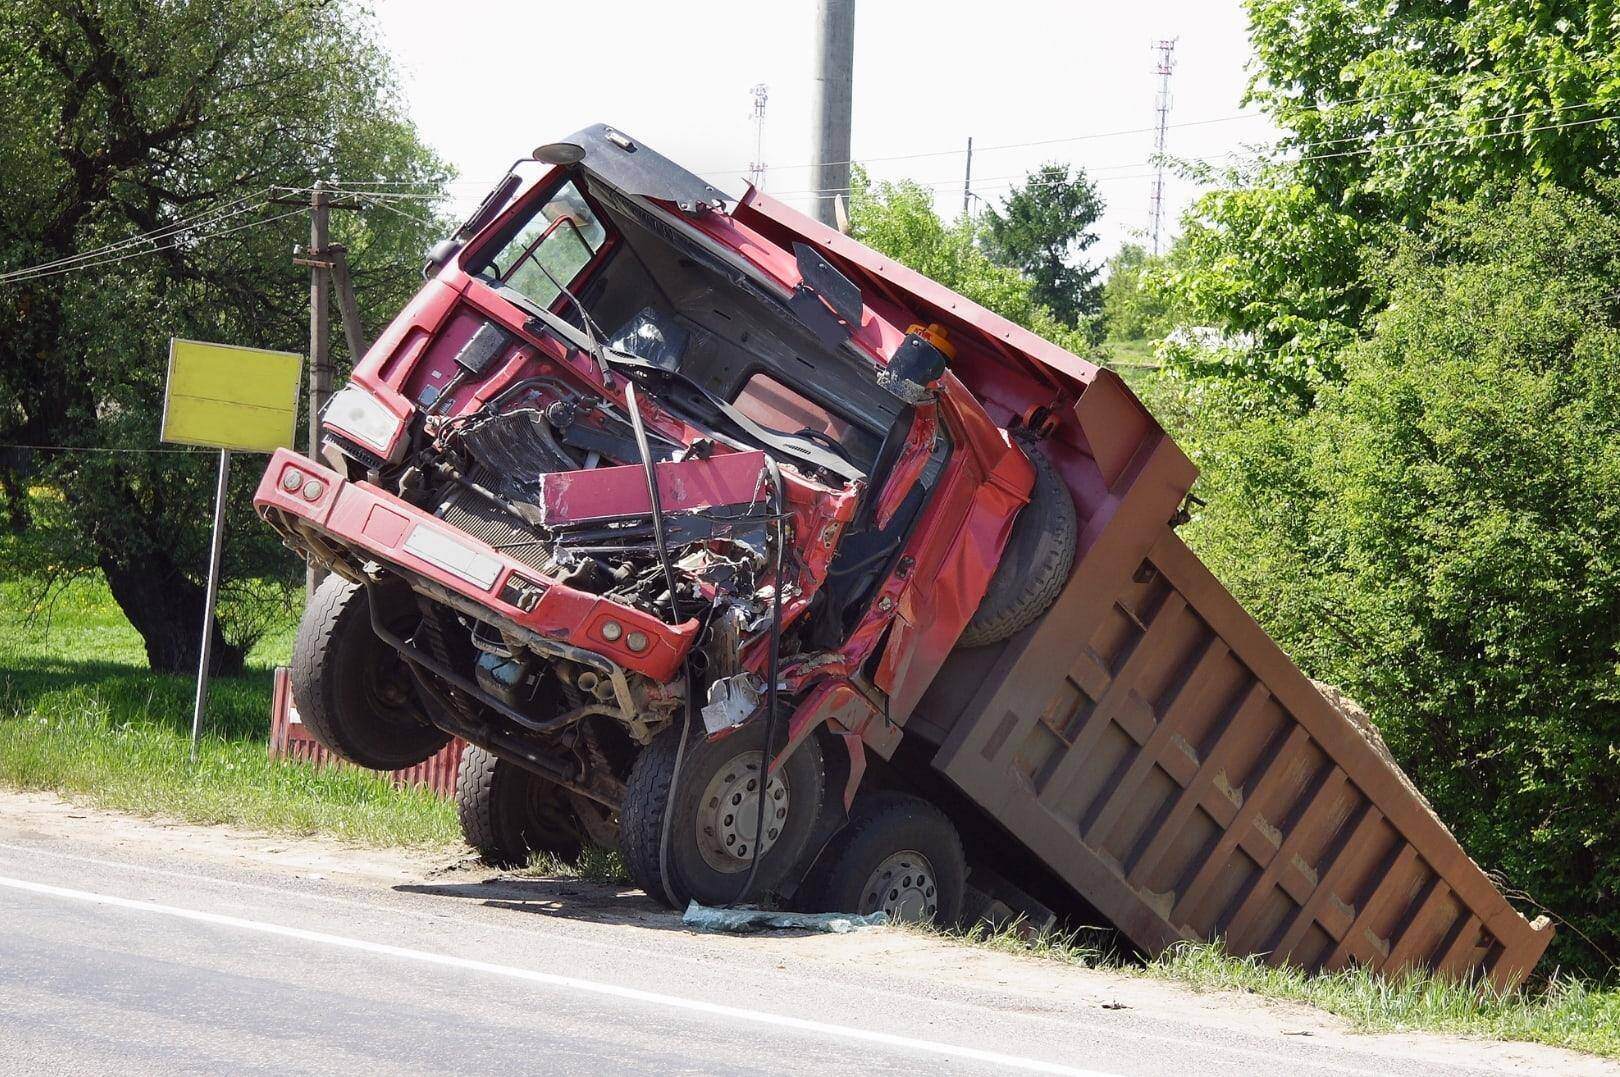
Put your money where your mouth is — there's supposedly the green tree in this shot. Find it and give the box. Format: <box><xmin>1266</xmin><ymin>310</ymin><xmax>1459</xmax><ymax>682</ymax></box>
<box><xmin>1100</xmin><ymin>243</ymin><xmax>1171</xmax><ymax>341</ymax></box>
<box><xmin>847</xmin><ymin>170</ymin><xmax>1092</xmax><ymax>354</ymax></box>
<box><xmin>1163</xmin><ymin>2</ymin><xmax>1620</xmax><ymax>398</ymax></box>
<box><xmin>0</xmin><ymin>0</ymin><xmax>449</xmax><ymax>672</ymax></box>
<box><xmin>979</xmin><ymin>164</ymin><xmax>1105</xmax><ymax>338</ymax></box>
<box><xmin>1156</xmin><ymin>183</ymin><xmax>1620</xmax><ymax>973</ymax></box>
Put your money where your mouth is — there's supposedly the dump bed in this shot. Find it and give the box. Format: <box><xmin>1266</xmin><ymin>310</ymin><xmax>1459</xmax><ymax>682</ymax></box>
<box><xmin>728</xmin><ymin>183</ymin><xmax>1549</xmax><ymax>987</ymax></box>
<box><xmin>915</xmin><ymin>423</ymin><xmax>1553</xmax><ymax>989</ymax></box>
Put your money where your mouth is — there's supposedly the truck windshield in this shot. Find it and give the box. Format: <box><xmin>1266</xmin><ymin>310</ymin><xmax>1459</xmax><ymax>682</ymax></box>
<box><xmin>468</xmin><ymin>180</ymin><xmax>607</xmax><ymax>309</ymax></box>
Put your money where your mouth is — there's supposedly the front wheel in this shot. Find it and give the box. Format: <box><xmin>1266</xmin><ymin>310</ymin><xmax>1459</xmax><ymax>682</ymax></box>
<box><xmin>290</xmin><ymin>575</ymin><xmax>450</xmax><ymax>770</ymax></box>
<box><xmin>620</xmin><ymin>720</ymin><xmax>824</xmax><ymax>908</ymax></box>
<box><xmin>797</xmin><ymin>791</ymin><xmax>966</xmax><ymax>926</ymax></box>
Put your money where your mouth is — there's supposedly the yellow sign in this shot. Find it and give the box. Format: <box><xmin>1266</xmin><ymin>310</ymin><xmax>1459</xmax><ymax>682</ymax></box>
<box><xmin>161</xmin><ymin>338</ymin><xmax>302</xmax><ymax>452</ymax></box>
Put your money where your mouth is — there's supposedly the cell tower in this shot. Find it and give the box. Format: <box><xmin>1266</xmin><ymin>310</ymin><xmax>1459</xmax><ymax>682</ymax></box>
<box><xmin>748</xmin><ymin>83</ymin><xmax>769</xmax><ymax>189</ymax></box>
<box><xmin>1148</xmin><ymin>38</ymin><xmax>1178</xmax><ymax>254</ymax></box>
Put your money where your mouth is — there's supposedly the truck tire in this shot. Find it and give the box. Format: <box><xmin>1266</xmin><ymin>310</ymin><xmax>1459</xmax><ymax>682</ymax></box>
<box><xmin>957</xmin><ymin>440</ymin><xmax>1077</xmax><ymax>648</ymax></box>
<box><xmin>290</xmin><ymin>575</ymin><xmax>450</xmax><ymax>770</ymax></box>
<box><xmin>620</xmin><ymin>720</ymin><xmax>824</xmax><ymax>908</ymax></box>
<box><xmin>456</xmin><ymin>745</ymin><xmax>584</xmax><ymax>867</ymax></box>
<box><xmin>797</xmin><ymin>791</ymin><xmax>966</xmax><ymax>926</ymax></box>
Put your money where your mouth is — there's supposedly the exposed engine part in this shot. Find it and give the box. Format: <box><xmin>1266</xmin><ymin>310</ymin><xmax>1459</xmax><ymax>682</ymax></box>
<box><xmin>701</xmin><ymin>672</ymin><xmax>765</xmax><ymax>735</ymax></box>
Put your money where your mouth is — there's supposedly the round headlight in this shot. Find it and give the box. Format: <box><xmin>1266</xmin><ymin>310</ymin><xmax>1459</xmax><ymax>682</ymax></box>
<box><xmin>300</xmin><ymin>478</ymin><xmax>325</xmax><ymax>501</ymax></box>
<box><xmin>281</xmin><ymin>469</ymin><xmax>304</xmax><ymax>492</ymax></box>
<box><xmin>600</xmin><ymin>620</ymin><xmax>623</xmax><ymax>642</ymax></box>
<box><xmin>625</xmin><ymin>631</ymin><xmax>648</xmax><ymax>653</ymax></box>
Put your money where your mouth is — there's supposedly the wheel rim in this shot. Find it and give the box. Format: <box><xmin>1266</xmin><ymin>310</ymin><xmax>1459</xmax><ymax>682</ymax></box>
<box><xmin>360</xmin><ymin>615</ymin><xmax>420</xmax><ymax>726</ymax></box>
<box><xmin>695</xmin><ymin>751</ymin><xmax>789</xmax><ymax>874</ymax></box>
<box><xmin>859</xmin><ymin>850</ymin><xmax>939</xmax><ymax>922</ymax></box>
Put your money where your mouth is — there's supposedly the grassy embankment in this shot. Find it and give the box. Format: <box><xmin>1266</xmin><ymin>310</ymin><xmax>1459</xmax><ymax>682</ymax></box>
<box><xmin>0</xmin><ymin>574</ymin><xmax>458</xmax><ymax>846</ymax></box>
<box><xmin>933</xmin><ymin>920</ymin><xmax>1619</xmax><ymax>1057</ymax></box>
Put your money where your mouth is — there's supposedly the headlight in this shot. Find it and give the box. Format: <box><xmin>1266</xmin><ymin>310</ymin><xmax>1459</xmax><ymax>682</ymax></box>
<box><xmin>322</xmin><ymin>386</ymin><xmax>403</xmax><ymax>454</ymax></box>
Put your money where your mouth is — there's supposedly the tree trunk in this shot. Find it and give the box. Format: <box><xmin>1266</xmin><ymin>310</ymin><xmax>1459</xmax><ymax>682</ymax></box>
<box><xmin>98</xmin><ymin>550</ymin><xmax>244</xmax><ymax>676</ymax></box>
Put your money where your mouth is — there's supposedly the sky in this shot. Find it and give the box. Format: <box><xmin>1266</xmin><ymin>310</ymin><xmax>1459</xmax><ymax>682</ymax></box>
<box><xmin>371</xmin><ymin>0</ymin><xmax>1276</xmax><ymax>267</ymax></box>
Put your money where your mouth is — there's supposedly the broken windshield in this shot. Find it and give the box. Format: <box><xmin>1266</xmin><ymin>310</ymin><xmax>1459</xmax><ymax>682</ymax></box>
<box><xmin>466</xmin><ymin>180</ymin><xmax>608</xmax><ymax>310</ymax></box>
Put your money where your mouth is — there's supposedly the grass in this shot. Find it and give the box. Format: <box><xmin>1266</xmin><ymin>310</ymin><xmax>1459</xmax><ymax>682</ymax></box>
<box><xmin>0</xmin><ymin>574</ymin><xmax>459</xmax><ymax>847</ymax></box>
<box><xmin>517</xmin><ymin>845</ymin><xmax>632</xmax><ymax>886</ymax></box>
<box><xmin>1150</xmin><ymin>941</ymin><xmax>1620</xmax><ymax>1058</ymax></box>
<box><xmin>923</xmin><ymin>915</ymin><xmax>1619</xmax><ymax>1059</ymax></box>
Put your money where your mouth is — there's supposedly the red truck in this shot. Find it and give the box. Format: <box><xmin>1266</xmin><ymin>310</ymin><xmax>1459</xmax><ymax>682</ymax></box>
<box><xmin>256</xmin><ymin>125</ymin><xmax>1550</xmax><ymax>984</ymax></box>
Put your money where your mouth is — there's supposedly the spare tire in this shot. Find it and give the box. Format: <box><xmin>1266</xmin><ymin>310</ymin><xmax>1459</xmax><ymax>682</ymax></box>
<box><xmin>957</xmin><ymin>439</ymin><xmax>1077</xmax><ymax>648</ymax></box>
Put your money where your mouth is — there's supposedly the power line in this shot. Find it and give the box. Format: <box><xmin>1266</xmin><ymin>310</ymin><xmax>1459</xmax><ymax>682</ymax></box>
<box><xmin>0</xmin><ymin>191</ymin><xmax>272</xmax><ymax>283</ymax></box>
<box><xmin>0</xmin><ymin>443</ymin><xmax>215</xmax><ymax>455</ymax></box>
<box><xmin>763</xmin><ymin>105</ymin><xmax>1620</xmax><ymax>199</ymax></box>
<box><xmin>0</xmin><ymin>206</ymin><xmax>306</xmax><ymax>286</ymax></box>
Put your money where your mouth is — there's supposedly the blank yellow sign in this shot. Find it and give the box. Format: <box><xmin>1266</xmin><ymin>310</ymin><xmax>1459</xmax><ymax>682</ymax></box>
<box><xmin>161</xmin><ymin>338</ymin><xmax>303</xmax><ymax>452</ymax></box>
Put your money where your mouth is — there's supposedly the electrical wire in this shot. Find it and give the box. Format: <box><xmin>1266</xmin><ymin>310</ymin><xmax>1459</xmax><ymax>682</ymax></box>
<box><xmin>0</xmin><ymin>192</ymin><xmax>274</xmax><ymax>283</ymax></box>
<box><xmin>0</xmin><ymin>205</ymin><xmax>305</xmax><ymax>286</ymax></box>
<box><xmin>0</xmin><ymin>443</ymin><xmax>215</xmax><ymax>455</ymax></box>
<box><xmin>728</xmin><ymin>455</ymin><xmax>786</xmax><ymax>907</ymax></box>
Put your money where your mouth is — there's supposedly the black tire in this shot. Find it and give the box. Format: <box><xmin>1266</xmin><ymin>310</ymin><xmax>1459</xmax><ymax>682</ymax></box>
<box><xmin>456</xmin><ymin>745</ymin><xmax>584</xmax><ymax>867</ymax></box>
<box><xmin>620</xmin><ymin>720</ymin><xmax>824</xmax><ymax>908</ymax></box>
<box><xmin>957</xmin><ymin>440</ymin><xmax>1077</xmax><ymax>648</ymax></box>
<box><xmin>798</xmin><ymin>791</ymin><xmax>966</xmax><ymax>926</ymax></box>
<box><xmin>290</xmin><ymin>575</ymin><xmax>450</xmax><ymax>770</ymax></box>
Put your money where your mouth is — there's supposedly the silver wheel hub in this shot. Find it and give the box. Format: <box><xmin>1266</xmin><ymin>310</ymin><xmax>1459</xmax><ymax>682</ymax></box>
<box><xmin>696</xmin><ymin>752</ymin><xmax>789</xmax><ymax>873</ymax></box>
<box><xmin>860</xmin><ymin>851</ymin><xmax>938</xmax><ymax>922</ymax></box>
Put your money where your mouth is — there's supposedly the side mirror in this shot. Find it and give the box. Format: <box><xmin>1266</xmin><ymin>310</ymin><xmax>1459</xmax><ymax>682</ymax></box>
<box><xmin>422</xmin><ymin>237</ymin><xmax>460</xmax><ymax>279</ymax></box>
<box><xmin>879</xmin><ymin>323</ymin><xmax>954</xmax><ymax>404</ymax></box>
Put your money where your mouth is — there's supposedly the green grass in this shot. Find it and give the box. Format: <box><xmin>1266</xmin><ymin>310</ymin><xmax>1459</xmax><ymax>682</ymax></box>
<box><xmin>926</xmin><ymin>918</ymin><xmax>1619</xmax><ymax>1058</ymax></box>
<box><xmin>0</xmin><ymin>574</ymin><xmax>459</xmax><ymax>847</ymax></box>
<box><xmin>1100</xmin><ymin>336</ymin><xmax>1161</xmax><ymax>369</ymax></box>
<box><xmin>1150</xmin><ymin>941</ymin><xmax>1620</xmax><ymax>1058</ymax></box>
<box><xmin>516</xmin><ymin>845</ymin><xmax>632</xmax><ymax>885</ymax></box>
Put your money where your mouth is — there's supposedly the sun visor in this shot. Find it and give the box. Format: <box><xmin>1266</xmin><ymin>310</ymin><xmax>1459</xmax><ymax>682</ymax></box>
<box><xmin>542</xmin><ymin>124</ymin><xmax>732</xmax><ymax>214</ymax></box>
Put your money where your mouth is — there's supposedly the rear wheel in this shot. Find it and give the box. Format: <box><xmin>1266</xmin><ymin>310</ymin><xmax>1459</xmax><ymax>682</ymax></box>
<box><xmin>798</xmin><ymin>791</ymin><xmax>966</xmax><ymax>926</ymax></box>
<box><xmin>290</xmin><ymin>576</ymin><xmax>450</xmax><ymax>770</ymax></box>
<box><xmin>456</xmin><ymin>745</ymin><xmax>584</xmax><ymax>867</ymax></box>
<box><xmin>620</xmin><ymin>720</ymin><xmax>824</xmax><ymax>908</ymax></box>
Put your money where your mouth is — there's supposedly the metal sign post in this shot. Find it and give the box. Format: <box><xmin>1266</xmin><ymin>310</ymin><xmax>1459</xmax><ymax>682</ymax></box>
<box><xmin>161</xmin><ymin>337</ymin><xmax>302</xmax><ymax>764</ymax></box>
<box><xmin>190</xmin><ymin>448</ymin><xmax>232</xmax><ymax>763</ymax></box>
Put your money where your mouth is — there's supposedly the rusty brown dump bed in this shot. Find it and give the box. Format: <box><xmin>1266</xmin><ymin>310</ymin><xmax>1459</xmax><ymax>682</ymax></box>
<box><xmin>915</xmin><ymin>410</ymin><xmax>1553</xmax><ymax>989</ymax></box>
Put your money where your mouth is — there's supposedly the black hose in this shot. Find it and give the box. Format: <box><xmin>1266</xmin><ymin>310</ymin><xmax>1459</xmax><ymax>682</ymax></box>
<box><xmin>730</xmin><ymin>456</ymin><xmax>786</xmax><ymax>906</ymax></box>
<box><xmin>656</xmin><ymin>661</ymin><xmax>696</xmax><ymax>911</ymax></box>
<box><xmin>622</xmin><ymin>380</ymin><xmax>683</xmax><ymax>625</ymax></box>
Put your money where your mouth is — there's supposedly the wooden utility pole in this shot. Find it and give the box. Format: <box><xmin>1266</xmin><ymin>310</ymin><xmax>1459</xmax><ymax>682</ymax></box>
<box><xmin>306</xmin><ymin>182</ymin><xmax>330</xmax><ymax>595</ymax></box>
<box><xmin>328</xmin><ymin>245</ymin><xmax>368</xmax><ymax>364</ymax></box>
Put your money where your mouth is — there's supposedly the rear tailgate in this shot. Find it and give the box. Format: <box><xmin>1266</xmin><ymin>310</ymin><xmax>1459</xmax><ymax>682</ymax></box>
<box><xmin>918</xmin><ymin>436</ymin><xmax>1553</xmax><ymax>988</ymax></box>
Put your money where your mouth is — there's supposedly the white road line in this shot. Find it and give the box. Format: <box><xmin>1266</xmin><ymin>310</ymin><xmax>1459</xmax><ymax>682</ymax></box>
<box><xmin>0</xmin><ymin>873</ymin><xmax>1118</xmax><ymax>1077</ymax></box>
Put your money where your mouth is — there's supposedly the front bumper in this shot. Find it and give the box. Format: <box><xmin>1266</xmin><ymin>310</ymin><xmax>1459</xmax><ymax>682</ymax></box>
<box><xmin>254</xmin><ymin>447</ymin><xmax>698</xmax><ymax>682</ymax></box>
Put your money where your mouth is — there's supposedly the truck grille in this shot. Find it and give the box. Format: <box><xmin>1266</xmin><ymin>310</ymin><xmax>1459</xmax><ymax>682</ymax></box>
<box><xmin>437</xmin><ymin>479</ymin><xmax>556</xmax><ymax>577</ymax></box>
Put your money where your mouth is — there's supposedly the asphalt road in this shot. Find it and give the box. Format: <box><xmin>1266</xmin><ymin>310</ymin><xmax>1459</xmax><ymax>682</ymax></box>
<box><xmin>0</xmin><ymin>820</ymin><xmax>1593</xmax><ymax>1076</ymax></box>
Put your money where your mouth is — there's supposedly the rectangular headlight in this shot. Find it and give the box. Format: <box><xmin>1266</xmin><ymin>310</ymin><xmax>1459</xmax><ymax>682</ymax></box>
<box><xmin>322</xmin><ymin>386</ymin><xmax>403</xmax><ymax>454</ymax></box>
<box><xmin>402</xmin><ymin>524</ymin><xmax>503</xmax><ymax>589</ymax></box>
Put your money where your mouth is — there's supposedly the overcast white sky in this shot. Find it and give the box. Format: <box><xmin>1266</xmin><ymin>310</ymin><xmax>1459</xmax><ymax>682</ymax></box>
<box><xmin>371</xmin><ymin>0</ymin><xmax>1274</xmax><ymax>265</ymax></box>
